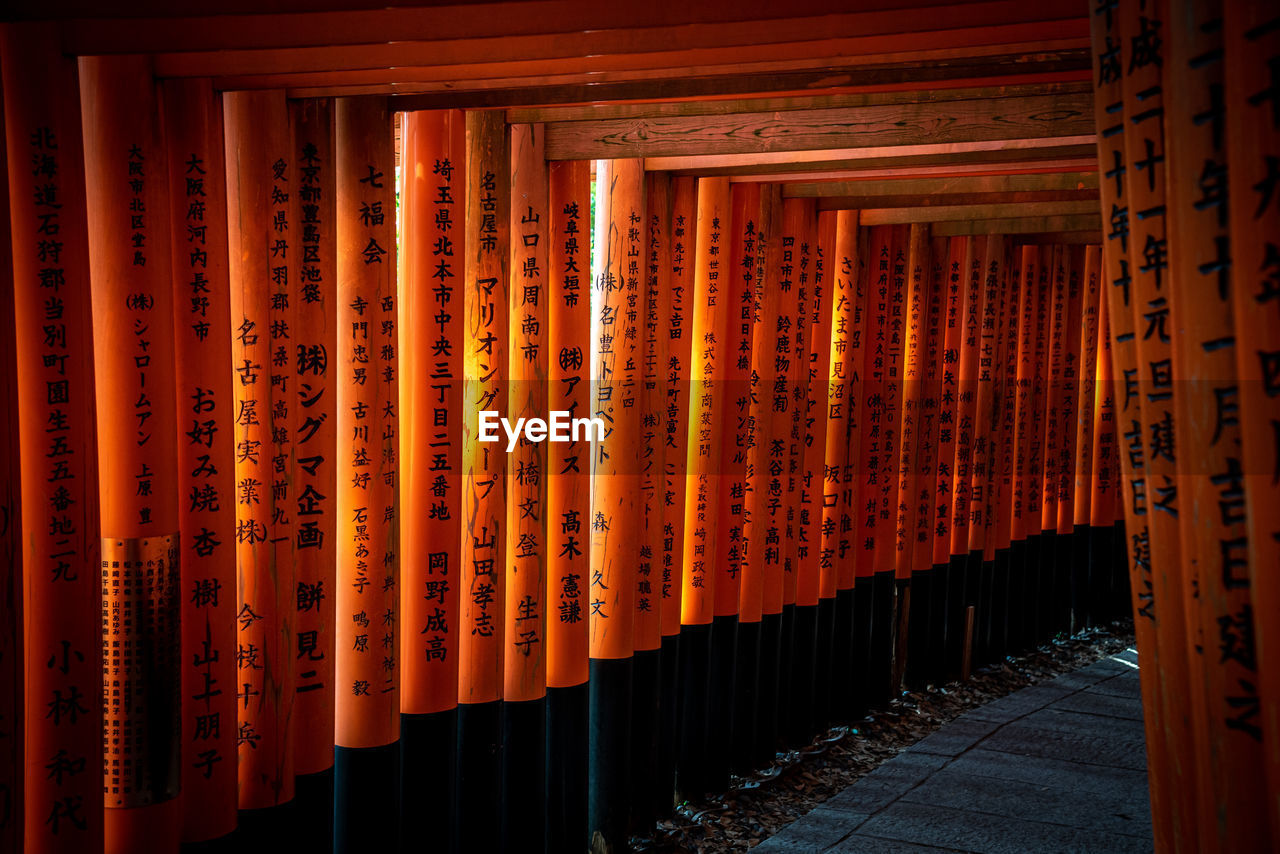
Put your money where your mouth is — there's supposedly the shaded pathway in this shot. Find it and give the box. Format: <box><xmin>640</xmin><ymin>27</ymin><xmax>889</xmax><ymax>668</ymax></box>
<box><xmin>754</xmin><ymin>650</ymin><xmax>1152</xmax><ymax>853</ymax></box>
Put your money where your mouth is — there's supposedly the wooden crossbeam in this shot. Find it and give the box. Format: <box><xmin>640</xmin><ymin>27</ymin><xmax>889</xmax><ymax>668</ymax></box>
<box><xmin>851</xmin><ymin>200</ymin><xmax>1098</xmax><ymax>222</ymax></box>
<box><xmin>1009</xmin><ymin>231</ymin><xmax>1103</xmax><ymax>244</ymax></box>
<box><xmin>543</xmin><ymin>92</ymin><xmax>1094</xmax><ymax>160</ymax></box>
<box><xmin>784</xmin><ymin>172</ymin><xmax>1098</xmax><ymax>207</ymax></box>
<box><xmin>728</xmin><ymin>159</ymin><xmax>1099</xmax><ymax>182</ymax></box>
<box><xmin>930</xmin><ymin>214</ymin><xmax>1102</xmax><ymax>234</ymax></box>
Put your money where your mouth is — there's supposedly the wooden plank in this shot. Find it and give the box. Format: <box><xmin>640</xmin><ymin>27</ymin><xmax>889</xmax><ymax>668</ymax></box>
<box><xmin>828</xmin><ymin>200</ymin><xmax>1098</xmax><ymax>221</ymax></box>
<box><xmin>544</xmin><ymin>92</ymin><xmax>1094</xmax><ymax>160</ymax></box>
<box><xmin>786</xmin><ymin>171</ymin><xmax>1097</xmax><ymax>197</ymax></box>
<box><xmin>1010</xmin><ymin>231</ymin><xmax>1103</xmax><ymax>244</ymax></box>
<box><xmin>729</xmin><ymin>159</ymin><xmax>1099</xmax><ymax>182</ymax></box>
<box><xmin>811</xmin><ymin>188</ymin><xmax>1096</xmax><ymax>208</ymax></box>
<box><xmin>931</xmin><ymin>214</ymin><xmax>1101</xmax><ymax>235</ymax></box>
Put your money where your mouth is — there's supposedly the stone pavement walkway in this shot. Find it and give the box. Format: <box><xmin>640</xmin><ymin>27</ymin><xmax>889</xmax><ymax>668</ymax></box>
<box><xmin>754</xmin><ymin>649</ymin><xmax>1152</xmax><ymax>853</ymax></box>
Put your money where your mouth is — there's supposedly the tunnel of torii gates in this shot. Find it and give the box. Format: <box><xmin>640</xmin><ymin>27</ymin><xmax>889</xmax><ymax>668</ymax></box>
<box><xmin>0</xmin><ymin>0</ymin><xmax>1278</xmax><ymax>852</ymax></box>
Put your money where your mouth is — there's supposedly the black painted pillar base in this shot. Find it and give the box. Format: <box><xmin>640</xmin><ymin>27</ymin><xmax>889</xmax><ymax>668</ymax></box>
<box><xmin>1070</xmin><ymin>524</ymin><xmax>1090</xmax><ymax>631</ymax></box>
<box><xmin>1112</xmin><ymin>519</ymin><xmax>1131</xmax><ymax>621</ymax></box>
<box><xmin>1054</xmin><ymin>529</ymin><xmax>1074</xmax><ymax>636</ymax></box>
<box><xmin>295</xmin><ymin>766</ymin><xmax>334</xmax><ymax>853</ymax></box>
<box><xmin>927</xmin><ymin>563</ymin><xmax>948</xmax><ymax>684</ymax></box>
<box><xmin>756</xmin><ymin>611</ymin><xmax>783</xmax><ymax>764</ymax></box>
<box><xmin>815</xmin><ymin>597</ymin><xmax>836</xmax><ymax>732</ymax></box>
<box><xmin>1038</xmin><ymin>529</ymin><xmax>1058</xmax><ymax>641</ymax></box>
<box><xmin>675</xmin><ymin>622</ymin><xmax>711</xmax><ymax>802</ymax></box>
<box><xmin>868</xmin><ymin>572</ymin><xmax>895</xmax><ymax>708</ymax></box>
<box><xmin>547</xmin><ymin>682</ymin><xmax>588</xmax><ymax>854</ymax></box>
<box><xmin>778</xmin><ymin>604</ymin><xmax>796</xmax><ymax>747</ymax></box>
<box><xmin>630</xmin><ymin>647</ymin><xmax>662</xmax><ymax>832</ymax></box>
<box><xmin>706</xmin><ymin>614</ymin><xmax>738</xmax><ymax>793</ymax></box>
<box><xmin>851</xmin><ymin>582</ymin><xmax>873</xmax><ymax>715</ymax></box>
<box><xmin>335</xmin><ymin>741</ymin><xmax>400</xmax><ymax>854</ymax></box>
<box><xmin>401</xmin><ymin>710</ymin><xmax>454</xmax><ymax>854</ymax></box>
<box><xmin>656</xmin><ymin>634</ymin><xmax>680</xmax><ymax>816</ymax></box>
<box><xmin>787</xmin><ymin>603</ymin><xmax>819</xmax><ymax>745</ymax></box>
<box><xmin>588</xmin><ymin>656</ymin><xmax>632</xmax><ymax>854</ymax></box>
<box><xmin>831</xmin><ymin>588</ymin><xmax>856</xmax><ymax>721</ymax></box>
<box><xmin>990</xmin><ymin>548</ymin><xmax>1011</xmax><ymax>661</ymax></box>
<box><xmin>904</xmin><ymin>569</ymin><xmax>931</xmax><ymax>690</ymax></box>
<box><xmin>972</xmin><ymin>550</ymin><xmax>992</xmax><ymax>666</ymax></box>
<box><xmin>732</xmin><ymin>619</ymin><xmax>761</xmax><ymax>774</ymax></box>
<box><xmin>456</xmin><ymin>701</ymin><xmax>502</xmax><ymax>852</ymax></box>
<box><xmin>504</xmin><ymin>697</ymin><xmax>546</xmax><ymax>852</ymax></box>
<box><xmin>1023</xmin><ymin>533</ymin><xmax>1042</xmax><ymax>647</ymax></box>
<box><xmin>234</xmin><ymin>803</ymin><xmax>292</xmax><ymax>854</ymax></box>
<box><xmin>944</xmin><ymin>554</ymin><xmax>967</xmax><ymax>680</ymax></box>
<box><xmin>1008</xmin><ymin>539</ymin><xmax>1027</xmax><ymax>654</ymax></box>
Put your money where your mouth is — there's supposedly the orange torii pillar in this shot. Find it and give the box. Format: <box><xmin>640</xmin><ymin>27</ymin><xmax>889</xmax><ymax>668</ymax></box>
<box><xmin>399</xmin><ymin>108</ymin><xmax>464</xmax><ymax>850</ymax></box>
<box><xmin>1</xmin><ymin>24</ymin><xmax>103</xmax><ymax>854</ymax></box>
<box><xmin>719</xmin><ymin>183</ymin><xmax>761</xmax><ymax>777</ymax></box>
<box><xmin>1024</xmin><ymin>248</ymin><xmax>1053</xmax><ymax>644</ymax></box>
<box><xmin>906</xmin><ymin>234</ymin><xmax>947</xmax><ymax>685</ymax></box>
<box><xmin>288</xmin><ymin>97</ymin><xmax>338</xmax><ymax>842</ymax></box>
<box><xmin>804</xmin><ymin>211</ymin><xmax>837</xmax><ymax>726</ymax></box>
<box><xmin>1038</xmin><ymin>247</ymin><xmax>1069</xmax><ymax>637</ymax></box>
<box><xmin>1089</xmin><ymin>294</ymin><xmax>1124</xmax><ymax>621</ymax></box>
<box><xmin>634</xmin><ymin>171</ymin><xmax>671</xmax><ymax>820</ymax></box>
<box><xmin>224</xmin><ymin>91</ymin><xmax>297</xmax><ymax>841</ymax></box>
<box><xmin>676</xmin><ymin>176</ymin><xmax>730</xmax><ymax>799</ymax></box>
<box><xmin>160</xmin><ymin>77</ymin><xmax>238</xmax><ymax>848</ymax></box>
<box><xmin>333</xmin><ymin>96</ymin><xmax>399</xmax><ymax>853</ymax></box>
<box><xmin>741</xmin><ymin>185</ymin><xmax>787</xmax><ymax>760</ymax></box>
<box><xmin>1008</xmin><ymin>247</ymin><xmax>1039</xmax><ymax>652</ymax></box>
<box><xmin>0</xmin><ymin>102</ymin><xmax>16</xmax><ymax>854</ymax></box>
<box><xmin>699</xmin><ymin>182</ymin><xmax>755</xmax><ymax>790</ymax></box>
<box><xmin>779</xmin><ymin>198</ymin><xmax>819</xmax><ymax>742</ymax></box>
<box><xmin>546</xmin><ymin>158</ymin><xmax>590</xmax><ymax>852</ymax></box>
<box><xmin>80</xmin><ymin>55</ymin><xmax>183</xmax><ymax>854</ymax></box>
<box><xmin>457</xmin><ymin>109</ymin><xmax>508</xmax><ymax>851</ymax></box>
<box><xmin>1072</xmin><ymin>246</ymin><xmax>1103</xmax><ymax>628</ymax></box>
<box><xmin>588</xmin><ymin>157</ymin><xmax>644</xmax><ymax>852</ymax></box>
<box><xmin>1053</xmin><ymin>248</ymin><xmax>1086</xmax><ymax>635</ymax></box>
<box><xmin>929</xmin><ymin>238</ymin><xmax>966</xmax><ymax>672</ymax></box>
<box><xmin>989</xmin><ymin>240</ymin><xmax>1022</xmax><ymax>660</ymax></box>
<box><xmin>657</xmin><ymin>176</ymin><xmax>694</xmax><ymax>796</ymax></box>
<box><xmin>1089</xmin><ymin>3</ymin><xmax>1175</xmax><ymax>843</ymax></box>
<box><xmin>504</xmin><ymin>122</ymin><xmax>548</xmax><ymax>846</ymax></box>
<box><xmin>893</xmin><ymin>224</ymin><xmax>931</xmax><ymax>687</ymax></box>
<box><xmin>824</xmin><ymin>210</ymin><xmax>864</xmax><ymax>713</ymax></box>
<box><xmin>1225</xmin><ymin>0</ymin><xmax>1280</xmax><ymax>836</ymax></box>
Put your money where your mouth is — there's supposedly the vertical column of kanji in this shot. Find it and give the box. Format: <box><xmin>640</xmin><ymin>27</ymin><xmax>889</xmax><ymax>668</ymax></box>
<box><xmin>1122</xmin><ymin>4</ymin><xmax>1205</xmax><ymax>842</ymax></box>
<box><xmin>801</xmin><ymin>210</ymin><xmax>836</xmax><ymax>726</ymax></box>
<box><xmin>78</xmin><ymin>55</ymin><xmax>182</xmax><ymax>854</ymax></box>
<box><xmin>746</xmin><ymin>184</ymin><xmax>786</xmax><ymax>761</ymax></box>
<box><xmin>0</xmin><ymin>25</ymin><xmax>101</xmax><ymax>854</ymax></box>
<box><xmin>288</xmin><ymin>99</ymin><xmax>337</xmax><ymax>836</ymax></box>
<box><xmin>893</xmin><ymin>224</ymin><xmax>930</xmax><ymax>689</ymax></box>
<box><xmin>969</xmin><ymin>237</ymin><xmax>1004</xmax><ymax>664</ymax></box>
<box><xmin>546</xmin><ymin>158</ymin><xmax>590</xmax><ymax>853</ymax></box>
<box><xmin>504</xmin><ymin>122</ymin><xmax>548</xmax><ymax>847</ymax></box>
<box><xmin>1008</xmin><ymin>248</ymin><xmax>1037</xmax><ymax>654</ymax></box>
<box><xmin>333</xmin><ymin>96</ymin><xmax>399</xmax><ymax>853</ymax></box>
<box><xmin>906</xmin><ymin>235</ymin><xmax>947</xmax><ymax>686</ymax></box>
<box><xmin>1052</xmin><ymin>248</ymin><xmax>1085</xmax><ymax>635</ymax></box>
<box><xmin>676</xmin><ymin>176</ymin><xmax>729</xmax><ymax>799</ymax></box>
<box><xmin>636</xmin><ymin>170</ymin><xmax>671</xmax><ymax>817</ymax></box>
<box><xmin>223</xmin><ymin>92</ymin><xmax>296</xmax><ymax>829</ymax></box>
<box><xmin>1224</xmin><ymin>2</ymin><xmax>1280</xmax><ymax>835</ymax></box>
<box><xmin>1021</xmin><ymin>247</ymin><xmax>1051</xmax><ymax>644</ymax></box>
<box><xmin>714</xmin><ymin>183</ymin><xmax>756</xmax><ymax>782</ymax></box>
<box><xmin>1089</xmin><ymin>293</ymin><xmax>1122</xmax><ymax>621</ymax></box>
<box><xmin>587</xmin><ymin>157</ymin><xmax>643</xmax><ymax>853</ymax></box>
<box><xmin>0</xmin><ymin>82</ymin><xmax>18</xmax><ymax>854</ymax></box>
<box><xmin>824</xmin><ymin>210</ymin><xmax>860</xmax><ymax>714</ymax></box>
<box><xmin>399</xmin><ymin>108</ymin><xmax>464</xmax><ymax>849</ymax></box>
<box><xmin>456</xmin><ymin>110</ymin><xmax>507</xmax><ymax>850</ymax></box>
<box><xmin>1173</xmin><ymin>1</ymin><xmax>1267</xmax><ymax>844</ymax></box>
<box><xmin>1072</xmin><ymin>246</ymin><xmax>1102</xmax><ymax>628</ymax></box>
<box><xmin>159</xmin><ymin>77</ymin><xmax>237</xmax><ymax>847</ymax></box>
<box><xmin>989</xmin><ymin>241</ymin><xmax>1021</xmax><ymax>662</ymax></box>
<box><xmin>658</xmin><ymin>175</ymin><xmax>694</xmax><ymax>790</ymax></box>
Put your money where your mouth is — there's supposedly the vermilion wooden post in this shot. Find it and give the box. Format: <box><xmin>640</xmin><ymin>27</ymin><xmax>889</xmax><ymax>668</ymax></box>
<box><xmin>1224</xmin><ymin>0</ymin><xmax>1280</xmax><ymax>837</ymax></box>
<box><xmin>907</xmin><ymin>234</ymin><xmax>947</xmax><ymax>685</ymax></box>
<box><xmin>1</xmin><ymin>24</ymin><xmax>103</xmax><ymax>854</ymax></box>
<box><xmin>399</xmin><ymin>107</ymin><xmax>464</xmax><ymax>852</ymax></box>
<box><xmin>160</xmin><ymin>77</ymin><xmax>238</xmax><ymax>847</ymax></box>
<box><xmin>746</xmin><ymin>184</ymin><xmax>786</xmax><ymax>760</ymax></box>
<box><xmin>1039</xmin><ymin>246</ymin><xmax>1069</xmax><ymax>632</ymax></box>
<box><xmin>824</xmin><ymin>210</ymin><xmax>862</xmax><ymax>711</ymax></box>
<box><xmin>657</xmin><ymin>174</ymin><xmax>693</xmax><ymax>800</ymax></box>
<box><xmin>676</xmin><ymin>175</ymin><xmax>729</xmax><ymax>799</ymax></box>
<box><xmin>1009</xmin><ymin>246</ymin><xmax>1039</xmax><ymax>654</ymax></box>
<box><xmin>803</xmin><ymin>210</ymin><xmax>836</xmax><ymax>726</ymax></box>
<box><xmin>1072</xmin><ymin>246</ymin><xmax>1102</xmax><ymax>627</ymax></box>
<box><xmin>1089</xmin><ymin>3</ymin><xmax>1173</xmax><ymax>844</ymax></box>
<box><xmin>80</xmin><ymin>55</ymin><xmax>183</xmax><ymax>854</ymax></box>
<box><xmin>288</xmin><ymin>97</ymin><xmax>338</xmax><ymax>844</ymax></box>
<box><xmin>636</xmin><ymin>170</ymin><xmax>671</xmax><ymax>814</ymax></box>
<box><xmin>1052</xmin><ymin>247</ymin><xmax>1084</xmax><ymax>634</ymax></box>
<box><xmin>589</xmin><ymin>157</ymin><xmax>644</xmax><ymax>852</ymax></box>
<box><xmin>893</xmin><ymin>224</ymin><xmax>930</xmax><ymax>687</ymax></box>
<box><xmin>1089</xmin><ymin>294</ymin><xmax>1123</xmax><ymax>621</ymax></box>
<box><xmin>0</xmin><ymin>82</ymin><xmax>18</xmax><ymax>854</ymax></box>
<box><xmin>546</xmin><ymin>157</ymin><xmax>591</xmax><ymax>852</ymax></box>
<box><xmin>333</xmin><ymin>95</ymin><xmax>399</xmax><ymax>853</ymax></box>
<box><xmin>1024</xmin><ymin>248</ymin><xmax>1053</xmax><ymax>644</ymax></box>
<box><xmin>505</xmin><ymin>122</ymin><xmax>548</xmax><ymax>846</ymax></box>
<box><xmin>224</xmin><ymin>91</ymin><xmax>297</xmax><ymax>833</ymax></box>
<box><xmin>458</xmin><ymin>109</ymin><xmax>507</xmax><ymax>851</ymax></box>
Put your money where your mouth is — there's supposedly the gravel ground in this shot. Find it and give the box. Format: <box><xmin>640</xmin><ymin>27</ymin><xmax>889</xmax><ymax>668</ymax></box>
<box><xmin>633</xmin><ymin>621</ymin><xmax>1139</xmax><ymax>853</ymax></box>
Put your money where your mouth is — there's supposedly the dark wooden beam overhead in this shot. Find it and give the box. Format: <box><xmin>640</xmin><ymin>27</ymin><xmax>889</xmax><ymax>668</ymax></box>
<box><xmin>1010</xmin><ymin>231</ymin><xmax>1102</xmax><ymax>244</ymax></box>
<box><xmin>543</xmin><ymin>91</ymin><xmax>1093</xmax><ymax>160</ymax></box>
<box><xmin>783</xmin><ymin>172</ymin><xmax>1098</xmax><ymax>207</ymax></box>
<box><xmin>931</xmin><ymin>213</ymin><xmax>1102</xmax><ymax>235</ymax></box>
<box><xmin>852</xmin><ymin>200</ymin><xmax>1098</xmax><ymax>222</ymax></box>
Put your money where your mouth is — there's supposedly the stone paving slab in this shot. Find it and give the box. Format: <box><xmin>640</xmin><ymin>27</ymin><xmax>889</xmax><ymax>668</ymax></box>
<box><xmin>754</xmin><ymin>654</ymin><xmax>1154</xmax><ymax>853</ymax></box>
